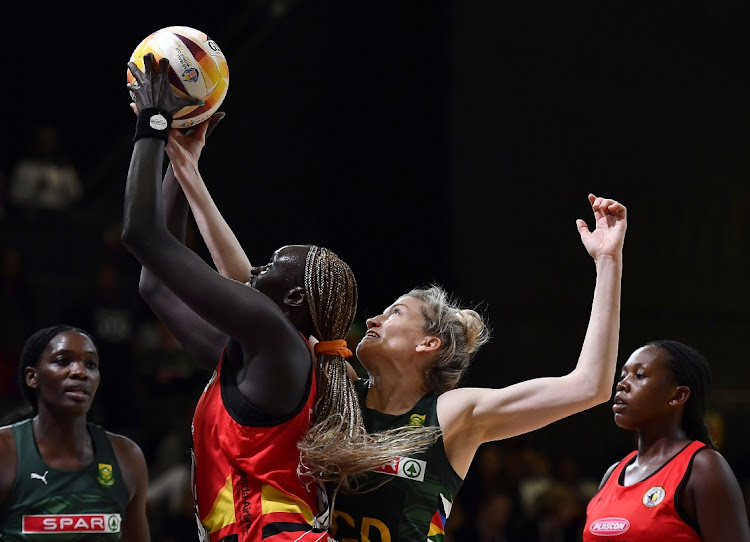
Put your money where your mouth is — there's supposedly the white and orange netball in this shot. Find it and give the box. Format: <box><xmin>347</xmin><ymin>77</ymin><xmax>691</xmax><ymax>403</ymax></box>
<box><xmin>127</xmin><ymin>26</ymin><xmax>229</xmax><ymax>128</ymax></box>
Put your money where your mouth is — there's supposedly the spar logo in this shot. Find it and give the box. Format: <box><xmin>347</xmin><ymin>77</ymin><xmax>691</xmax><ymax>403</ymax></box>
<box><xmin>588</xmin><ymin>517</ymin><xmax>630</xmax><ymax>536</ymax></box>
<box><xmin>23</xmin><ymin>514</ymin><xmax>121</xmax><ymax>533</ymax></box>
<box><xmin>373</xmin><ymin>456</ymin><xmax>426</xmax><ymax>482</ymax></box>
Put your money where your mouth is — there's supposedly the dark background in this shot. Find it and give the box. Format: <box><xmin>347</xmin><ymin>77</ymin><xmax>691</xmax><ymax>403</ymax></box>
<box><xmin>3</xmin><ymin>0</ymin><xmax>750</xmax><ymax>494</ymax></box>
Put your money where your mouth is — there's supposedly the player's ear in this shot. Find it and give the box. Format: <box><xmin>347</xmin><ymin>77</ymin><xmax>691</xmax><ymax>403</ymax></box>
<box><xmin>285</xmin><ymin>286</ymin><xmax>306</xmax><ymax>307</ymax></box>
<box><xmin>416</xmin><ymin>335</ymin><xmax>441</xmax><ymax>354</ymax></box>
<box><xmin>669</xmin><ymin>385</ymin><xmax>691</xmax><ymax>407</ymax></box>
<box><xmin>25</xmin><ymin>367</ymin><xmax>39</xmax><ymax>389</ymax></box>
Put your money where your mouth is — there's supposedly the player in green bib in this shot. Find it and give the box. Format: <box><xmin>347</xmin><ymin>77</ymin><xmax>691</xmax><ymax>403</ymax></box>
<box><xmin>163</xmin><ymin>180</ymin><xmax>628</xmax><ymax>540</ymax></box>
<box><xmin>0</xmin><ymin>325</ymin><xmax>150</xmax><ymax>541</ymax></box>
<box><xmin>329</xmin><ymin>194</ymin><xmax>627</xmax><ymax>541</ymax></box>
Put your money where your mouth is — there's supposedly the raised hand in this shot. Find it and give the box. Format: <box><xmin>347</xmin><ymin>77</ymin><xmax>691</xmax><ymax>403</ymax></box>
<box><xmin>166</xmin><ymin>112</ymin><xmax>225</xmax><ymax>167</ymax></box>
<box><xmin>126</xmin><ymin>53</ymin><xmax>201</xmax><ymax>117</ymax></box>
<box><xmin>576</xmin><ymin>193</ymin><xmax>627</xmax><ymax>262</ymax></box>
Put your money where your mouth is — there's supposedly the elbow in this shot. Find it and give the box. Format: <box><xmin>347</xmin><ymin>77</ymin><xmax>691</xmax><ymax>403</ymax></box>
<box><xmin>121</xmin><ymin>219</ymin><xmax>143</xmax><ymax>252</ymax></box>
<box><xmin>138</xmin><ymin>268</ymin><xmax>156</xmax><ymax>301</ymax></box>
<box><xmin>575</xmin><ymin>379</ymin><xmax>612</xmax><ymax>409</ymax></box>
<box><xmin>593</xmin><ymin>387</ymin><xmax>613</xmax><ymax>406</ymax></box>
<box><xmin>585</xmin><ymin>377</ymin><xmax>613</xmax><ymax>406</ymax></box>
<box><xmin>121</xmin><ymin>217</ymin><xmax>154</xmax><ymax>257</ymax></box>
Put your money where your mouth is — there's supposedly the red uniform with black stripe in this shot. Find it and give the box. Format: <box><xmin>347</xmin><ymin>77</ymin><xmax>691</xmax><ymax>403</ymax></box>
<box><xmin>191</xmin><ymin>348</ymin><xmax>332</xmax><ymax>542</ymax></box>
<box><xmin>584</xmin><ymin>440</ymin><xmax>706</xmax><ymax>541</ymax></box>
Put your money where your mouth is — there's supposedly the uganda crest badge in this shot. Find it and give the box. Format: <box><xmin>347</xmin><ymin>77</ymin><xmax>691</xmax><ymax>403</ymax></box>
<box><xmin>97</xmin><ymin>463</ymin><xmax>115</xmax><ymax>488</ymax></box>
<box><xmin>409</xmin><ymin>414</ymin><xmax>426</xmax><ymax>427</ymax></box>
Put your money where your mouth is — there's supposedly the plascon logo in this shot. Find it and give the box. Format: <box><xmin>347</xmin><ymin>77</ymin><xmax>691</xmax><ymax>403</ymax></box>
<box><xmin>589</xmin><ymin>517</ymin><xmax>630</xmax><ymax>536</ymax></box>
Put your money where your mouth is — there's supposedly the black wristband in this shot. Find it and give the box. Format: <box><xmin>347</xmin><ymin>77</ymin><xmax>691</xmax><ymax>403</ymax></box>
<box><xmin>134</xmin><ymin>108</ymin><xmax>174</xmax><ymax>143</ymax></box>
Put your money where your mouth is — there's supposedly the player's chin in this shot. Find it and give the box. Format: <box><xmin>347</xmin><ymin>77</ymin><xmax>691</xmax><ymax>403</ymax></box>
<box><xmin>355</xmin><ymin>340</ymin><xmax>374</xmax><ymax>362</ymax></box>
<box><xmin>612</xmin><ymin>413</ymin><xmax>636</xmax><ymax>431</ymax></box>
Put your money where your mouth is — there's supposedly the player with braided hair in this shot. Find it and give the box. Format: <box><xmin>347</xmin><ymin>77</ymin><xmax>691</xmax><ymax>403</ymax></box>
<box><xmin>124</xmin><ymin>55</ymin><xmax>350</xmax><ymax>542</ymax></box>
<box><xmin>124</xmin><ymin>54</ymin><xmax>437</xmax><ymax>542</ymax></box>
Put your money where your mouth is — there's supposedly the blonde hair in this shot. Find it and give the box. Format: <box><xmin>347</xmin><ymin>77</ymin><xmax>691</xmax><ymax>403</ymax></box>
<box><xmin>407</xmin><ymin>284</ymin><xmax>490</xmax><ymax>394</ymax></box>
<box><xmin>298</xmin><ymin>247</ymin><xmax>440</xmax><ymax>493</ymax></box>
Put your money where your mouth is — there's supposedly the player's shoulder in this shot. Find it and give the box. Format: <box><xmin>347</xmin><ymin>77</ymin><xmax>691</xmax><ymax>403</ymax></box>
<box><xmin>0</xmin><ymin>423</ymin><xmax>16</xmax><ymax>454</ymax></box>
<box><xmin>104</xmin><ymin>429</ymin><xmax>146</xmax><ymax>460</ymax></box>
<box><xmin>685</xmin><ymin>445</ymin><xmax>739</xmax><ymax>491</ymax></box>
<box><xmin>0</xmin><ymin>424</ymin><xmax>19</xmax><ymax>503</ymax></box>
<box><xmin>691</xmin><ymin>445</ymin><xmax>729</xmax><ymax>471</ymax></box>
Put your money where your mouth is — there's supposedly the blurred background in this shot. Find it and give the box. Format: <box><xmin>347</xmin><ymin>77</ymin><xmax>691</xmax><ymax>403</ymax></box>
<box><xmin>2</xmin><ymin>1</ymin><xmax>749</xmax><ymax>540</ymax></box>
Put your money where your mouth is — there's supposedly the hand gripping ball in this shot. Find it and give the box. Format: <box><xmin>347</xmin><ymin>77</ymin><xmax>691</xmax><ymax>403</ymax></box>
<box><xmin>127</xmin><ymin>26</ymin><xmax>229</xmax><ymax>128</ymax></box>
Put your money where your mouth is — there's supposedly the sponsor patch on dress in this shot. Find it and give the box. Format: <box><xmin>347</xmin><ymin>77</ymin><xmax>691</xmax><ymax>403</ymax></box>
<box><xmin>23</xmin><ymin>514</ymin><xmax>121</xmax><ymax>533</ymax></box>
<box><xmin>373</xmin><ymin>456</ymin><xmax>426</xmax><ymax>482</ymax></box>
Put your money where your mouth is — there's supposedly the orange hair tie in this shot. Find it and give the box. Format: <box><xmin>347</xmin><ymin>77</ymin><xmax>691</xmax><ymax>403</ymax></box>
<box><xmin>314</xmin><ymin>339</ymin><xmax>353</xmax><ymax>359</ymax></box>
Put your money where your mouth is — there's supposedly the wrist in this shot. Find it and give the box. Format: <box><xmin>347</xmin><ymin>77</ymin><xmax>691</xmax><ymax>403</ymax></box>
<box><xmin>134</xmin><ymin>108</ymin><xmax>173</xmax><ymax>143</ymax></box>
<box><xmin>594</xmin><ymin>253</ymin><xmax>623</xmax><ymax>272</ymax></box>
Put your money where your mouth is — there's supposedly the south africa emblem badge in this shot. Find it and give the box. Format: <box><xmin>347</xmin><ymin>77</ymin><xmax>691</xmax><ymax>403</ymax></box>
<box><xmin>97</xmin><ymin>463</ymin><xmax>115</xmax><ymax>488</ymax></box>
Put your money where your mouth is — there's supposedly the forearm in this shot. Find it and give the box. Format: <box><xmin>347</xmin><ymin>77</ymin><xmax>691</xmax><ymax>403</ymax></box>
<box><xmin>171</xmin><ymin>159</ymin><xmax>252</xmax><ymax>282</ymax></box>
<box><xmin>137</xmin><ymin>165</ymin><xmax>227</xmax><ymax>369</ymax></box>
<box><xmin>163</xmin><ymin>163</ymin><xmax>189</xmax><ymax>242</ymax></box>
<box><xmin>121</xmin><ymin>139</ymin><xmax>169</xmax><ymax>262</ymax></box>
<box><xmin>569</xmin><ymin>255</ymin><xmax>623</xmax><ymax>403</ymax></box>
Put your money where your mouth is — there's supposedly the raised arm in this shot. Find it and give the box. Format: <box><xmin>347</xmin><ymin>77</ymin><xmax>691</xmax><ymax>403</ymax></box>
<box><xmin>123</xmin><ymin>54</ymin><xmax>312</xmax><ymax>415</ymax></box>
<box><xmin>164</xmin><ymin>117</ymin><xmax>253</xmax><ymax>283</ymax></box>
<box><xmin>138</xmin><ymin>161</ymin><xmax>228</xmax><ymax>369</ymax></box>
<box><xmin>439</xmin><ymin>194</ymin><xmax>626</xmax><ymax>477</ymax></box>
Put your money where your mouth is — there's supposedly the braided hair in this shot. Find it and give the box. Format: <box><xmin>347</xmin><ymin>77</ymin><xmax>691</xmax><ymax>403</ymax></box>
<box><xmin>298</xmin><ymin>247</ymin><xmax>441</xmax><ymax>493</ymax></box>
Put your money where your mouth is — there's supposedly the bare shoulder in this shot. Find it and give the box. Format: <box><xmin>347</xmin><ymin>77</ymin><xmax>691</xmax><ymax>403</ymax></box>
<box><xmin>106</xmin><ymin>430</ymin><xmax>148</xmax><ymax>498</ymax></box>
<box><xmin>685</xmin><ymin>446</ymin><xmax>745</xmax><ymax>499</ymax></box>
<box><xmin>436</xmin><ymin>388</ymin><xmax>485</xmax><ymax>430</ymax></box>
<box><xmin>0</xmin><ymin>423</ymin><xmax>16</xmax><ymax>446</ymax></box>
<box><xmin>0</xmin><ymin>424</ymin><xmax>19</xmax><ymax>504</ymax></box>
<box><xmin>105</xmin><ymin>430</ymin><xmax>146</xmax><ymax>462</ymax></box>
<box><xmin>685</xmin><ymin>447</ymin><xmax>750</xmax><ymax>540</ymax></box>
<box><xmin>0</xmin><ymin>424</ymin><xmax>18</xmax><ymax>463</ymax></box>
<box><xmin>690</xmin><ymin>447</ymin><xmax>736</xmax><ymax>481</ymax></box>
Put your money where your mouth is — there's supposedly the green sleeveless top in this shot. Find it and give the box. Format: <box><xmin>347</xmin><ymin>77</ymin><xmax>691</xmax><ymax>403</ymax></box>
<box><xmin>329</xmin><ymin>379</ymin><xmax>463</xmax><ymax>542</ymax></box>
<box><xmin>0</xmin><ymin>419</ymin><xmax>130</xmax><ymax>541</ymax></box>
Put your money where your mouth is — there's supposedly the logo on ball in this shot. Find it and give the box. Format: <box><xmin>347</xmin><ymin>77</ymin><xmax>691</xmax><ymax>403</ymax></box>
<box><xmin>182</xmin><ymin>68</ymin><xmax>200</xmax><ymax>83</ymax></box>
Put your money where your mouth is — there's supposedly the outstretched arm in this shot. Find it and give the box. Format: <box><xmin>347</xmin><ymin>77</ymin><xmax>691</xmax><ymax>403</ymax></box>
<box><xmin>122</xmin><ymin>54</ymin><xmax>312</xmax><ymax>416</ymax></box>
<box><xmin>165</xmin><ymin>117</ymin><xmax>253</xmax><ymax>283</ymax></box>
<box><xmin>438</xmin><ymin>194</ymin><xmax>626</xmax><ymax>477</ymax></box>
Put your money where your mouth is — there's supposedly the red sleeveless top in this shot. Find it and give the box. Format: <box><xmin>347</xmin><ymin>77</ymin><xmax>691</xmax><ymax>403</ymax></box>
<box><xmin>583</xmin><ymin>440</ymin><xmax>707</xmax><ymax>541</ymax></box>
<box><xmin>191</xmin><ymin>347</ymin><xmax>332</xmax><ymax>542</ymax></box>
